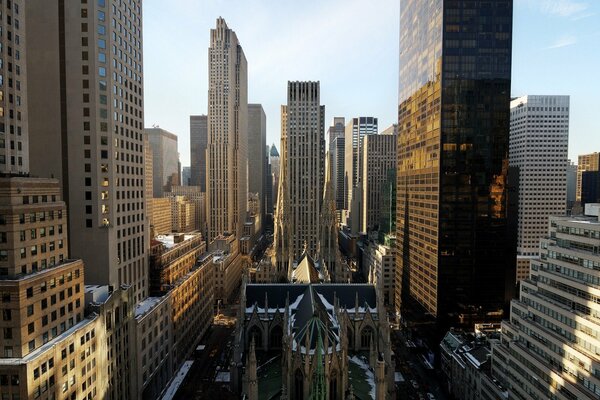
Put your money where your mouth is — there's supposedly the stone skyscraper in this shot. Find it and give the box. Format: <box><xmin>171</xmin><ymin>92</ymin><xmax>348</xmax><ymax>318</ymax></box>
<box><xmin>206</xmin><ymin>18</ymin><xmax>248</xmax><ymax>242</ymax></box>
<box><xmin>396</xmin><ymin>0</ymin><xmax>516</xmax><ymax>324</ymax></box>
<box><xmin>190</xmin><ymin>115</ymin><xmax>207</xmax><ymax>191</ymax></box>
<box><xmin>0</xmin><ymin>0</ymin><xmax>28</xmax><ymax>173</ymax></box>
<box><xmin>509</xmin><ymin>95</ymin><xmax>569</xmax><ymax>282</ymax></box>
<box><xmin>248</xmin><ymin>104</ymin><xmax>266</xmax><ymax>226</ymax></box>
<box><xmin>26</xmin><ymin>0</ymin><xmax>148</xmax><ymax>303</ymax></box>
<box><xmin>278</xmin><ymin>82</ymin><xmax>325</xmax><ymax>258</ymax></box>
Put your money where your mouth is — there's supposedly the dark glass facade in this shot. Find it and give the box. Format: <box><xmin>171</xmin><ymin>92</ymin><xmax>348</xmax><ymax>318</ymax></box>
<box><xmin>396</xmin><ymin>0</ymin><xmax>516</xmax><ymax>325</ymax></box>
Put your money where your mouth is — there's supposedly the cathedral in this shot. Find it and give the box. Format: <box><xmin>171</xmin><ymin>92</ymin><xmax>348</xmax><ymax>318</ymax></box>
<box><xmin>231</xmin><ymin>278</ymin><xmax>396</xmax><ymax>399</ymax></box>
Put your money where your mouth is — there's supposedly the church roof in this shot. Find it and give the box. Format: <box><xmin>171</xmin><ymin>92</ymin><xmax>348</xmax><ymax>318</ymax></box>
<box><xmin>244</xmin><ymin>283</ymin><xmax>378</xmax><ymax>351</ymax></box>
<box><xmin>292</xmin><ymin>252</ymin><xmax>320</xmax><ymax>283</ymax></box>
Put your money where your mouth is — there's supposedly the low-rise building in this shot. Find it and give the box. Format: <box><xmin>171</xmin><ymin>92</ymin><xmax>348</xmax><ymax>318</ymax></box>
<box><xmin>440</xmin><ymin>330</ymin><xmax>507</xmax><ymax>400</ymax></box>
<box><xmin>150</xmin><ymin>198</ymin><xmax>172</xmax><ymax>237</ymax></box>
<box><xmin>169</xmin><ymin>196</ymin><xmax>196</xmax><ymax>233</ymax></box>
<box><xmin>210</xmin><ymin>234</ymin><xmax>242</xmax><ymax>304</ymax></box>
<box><xmin>363</xmin><ymin>236</ymin><xmax>396</xmax><ymax>308</ymax></box>
<box><xmin>149</xmin><ymin>233</ymin><xmax>206</xmax><ymax>294</ymax></box>
<box><xmin>134</xmin><ymin>296</ymin><xmax>172</xmax><ymax>400</ymax></box>
<box><xmin>165</xmin><ymin>186</ymin><xmax>206</xmax><ymax>232</ymax></box>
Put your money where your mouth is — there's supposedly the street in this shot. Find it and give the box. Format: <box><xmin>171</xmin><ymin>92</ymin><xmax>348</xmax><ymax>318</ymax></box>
<box><xmin>393</xmin><ymin>329</ymin><xmax>448</xmax><ymax>400</ymax></box>
<box><xmin>174</xmin><ymin>308</ymin><xmax>238</xmax><ymax>399</ymax></box>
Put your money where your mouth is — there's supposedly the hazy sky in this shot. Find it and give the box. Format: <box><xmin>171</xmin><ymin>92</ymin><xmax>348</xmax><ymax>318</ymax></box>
<box><xmin>143</xmin><ymin>0</ymin><xmax>600</xmax><ymax>166</ymax></box>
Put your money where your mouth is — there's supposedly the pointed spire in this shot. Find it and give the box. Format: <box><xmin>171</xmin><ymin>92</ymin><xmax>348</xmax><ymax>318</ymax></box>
<box><xmin>375</xmin><ymin>358</ymin><xmax>387</xmax><ymax>400</ymax></box>
<box><xmin>247</xmin><ymin>338</ymin><xmax>258</xmax><ymax>400</ymax></box>
<box><xmin>347</xmin><ymin>385</ymin><xmax>355</xmax><ymax>400</ymax></box>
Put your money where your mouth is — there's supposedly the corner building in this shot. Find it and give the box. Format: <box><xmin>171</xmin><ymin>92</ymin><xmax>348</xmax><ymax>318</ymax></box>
<box><xmin>396</xmin><ymin>1</ymin><xmax>516</xmax><ymax>325</ymax></box>
<box><xmin>26</xmin><ymin>0</ymin><xmax>148</xmax><ymax>302</ymax></box>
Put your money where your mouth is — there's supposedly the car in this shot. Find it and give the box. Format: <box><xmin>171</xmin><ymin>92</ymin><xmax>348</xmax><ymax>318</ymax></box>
<box><xmin>426</xmin><ymin>393</ymin><xmax>436</xmax><ymax>400</ymax></box>
<box><xmin>411</xmin><ymin>380</ymin><xmax>419</xmax><ymax>390</ymax></box>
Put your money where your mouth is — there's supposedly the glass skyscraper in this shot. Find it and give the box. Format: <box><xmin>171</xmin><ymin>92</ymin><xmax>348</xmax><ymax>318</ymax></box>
<box><xmin>396</xmin><ymin>1</ymin><xmax>516</xmax><ymax>326</ymax></box>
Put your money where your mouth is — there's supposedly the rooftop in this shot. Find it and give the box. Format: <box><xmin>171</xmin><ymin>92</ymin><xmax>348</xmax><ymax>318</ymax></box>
<box><xmin>154</xmin><ymin>233</ymin><xmax>199</xmax><ymax>249</ymax></box>
<box><xmin>135</xmin><ymin>296</ymin><xmax>166</xmax><ymax>320</ymax></box>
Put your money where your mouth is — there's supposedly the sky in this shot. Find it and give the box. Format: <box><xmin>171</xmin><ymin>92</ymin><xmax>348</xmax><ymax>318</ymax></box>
<box><xmin>143</xmin><ymin>0</ymin><xmax>600</xmax><ymax>166</ymax></box>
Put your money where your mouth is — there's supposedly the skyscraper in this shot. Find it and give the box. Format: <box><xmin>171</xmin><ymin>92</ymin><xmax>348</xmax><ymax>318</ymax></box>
<box><xmin>248</xmin><ymin>104</ymin><xmax>266</xmax><ymax>227</ymax></box>
<box><xmin>0</xmin><ymin>0</ymin><xmax>28</xmax><ymax>174</ymax></box>
<box><xmin>27</xmin><ymin>0</ymin><xmax>148</xmax><ymax>302</ymax></box>
<box><xmin>492</xmin><ymin>206</ymin><xmax>600</xmax><ymax>399</ymax></box>
<box><xmin>396</xmin><ymin>1</ymin><xmax>515</xmax><ymax>323</ymax></box>
<box><xmin>360</xmin><ymin>126</ymin><xmax>397</xmax><ymax>233</ymax></box>
<box><xmin>269</xmin><ymin>144</ymin><xmax>280</xmax><ymax>213</ymax></box>
<box><xmin>577</xmin><ymin>152</ymin><xmax>600</xmax><ymax>202</ymax></box>
<box><xmin>189</xmin><ymin>115</ymin><xmax>207</xmax><ymax>191</ymax></box>
<box><xmin>331</xmin><ymin>135</ymin><xmax>345</xmax><ymax>212</ymax></box>
<box><xmin>567</xmin><ymin>160</ymin><xmax>577</xmax><ymax>212</ymax></box>
<box><xmin>344</xmin><ymin>117</ymin><xmax>377</xmax><ymax>211</ymax></box>
<box><xmin>327</xmin><ymin>117</ymin><xmax>345</xmax><ymax>158</ymax></box>
<box><xmin>146</xmin><ymin>127</ymin><xmax>179</xmax><ymax>198</ymax></box>
<box><xmin>206</xmin><ymin>18</ymin><xmax>248</xmax><ymax>242</ymax></box>
<box><xmin>509</xmin><ymin>95</ymin><xmax>569</xmax><ymax>282</ymax></box>
<box><xmin>279</xmin><ymin>82</ymin><xmax>325</xmax><ymax>257</ymax></box>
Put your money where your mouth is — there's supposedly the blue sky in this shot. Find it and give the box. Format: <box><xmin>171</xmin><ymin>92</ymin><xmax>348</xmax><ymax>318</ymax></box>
<box><xmin>143</xmin><ymin>0</ymin><xmax>600</xmax><ymax>166</ymax></box>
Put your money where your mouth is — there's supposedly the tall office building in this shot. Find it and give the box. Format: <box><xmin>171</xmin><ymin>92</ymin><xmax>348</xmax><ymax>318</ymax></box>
<box><xmin>145</xmin><ymin>127</ymin><xmax>179</xmax><ymax>198</ymax></box>
<box><xmin>277</xmin><ymin>81</ymin><xmax>325</xmax><ymax>258</ymax></box>
<box><xmin>577</xmin><ymin>152</ymin><xmax>600</xmax><ymax>202</ymax></box>
<box><xmin>27</xmin><ymin>0</ymin><xmax>148</xmax><ymax>302</ymax></box>
<box><xmin>269</xmin><ymin>144</ymin><xmax>280</xmax><ymax>214</ymax></box>
<box><xmin>581</xmin><ymin>170</ymin><xmax>600</xmax><ymax>206</ymax></box>
<box><xmin>206</xmin><ymin>18</ymin><xmax>248</xmax><ymax>242</ymax></box>
<box><xmin>0</xmin><ymin>0</ymin><xmax>28</xmax><ymax>173</ymax></box>
<box><xmin>491</xmin><ymin>205</ymin><xmax>600</xmax><ymax>399</ymax></box>
<box><xmin>509</xmin><ymin>95</ymin><xmax>569</xmax><ymax>282</ymax></box>
<box><xmin>344</xmin><ymin>116</ymin><xmax>377</xmax><ymax>211</ymax></box>
<box><xmin>360</xmin><ymin>127</ymin><xmax>397</xmax><ymax>233</ymax></box>
<box><xmin>189</xmin><ymin>115</ymin><xmax>207</xmax><ymax>191</ymax></box>
<box><xmin>248</xmin><ymin>104</ymin><xmax>266</xmax><ymax>227</ymax></box>
<box><xmin>396</xmin><ymin>1</ymin><xmax>515</xmax><ymax>323</ymax></box>
<box><xmin>327</xmin><ymin>117</ymin><xmax>345</xmax><ymax>157</ymax></box>
<box><xmin>181</xmin><ymin>166</ymin><xmax>191</xmax><ymax>186</ymax></box>
<box><xmin>331</xmin><ymin>135</ymin><xmax>345</xmax><ymax>212</ymax></box>
<box><xmin>567</xmin><ymin>160</ymin><xmax>577</xmax><ymax>212</ymax></box>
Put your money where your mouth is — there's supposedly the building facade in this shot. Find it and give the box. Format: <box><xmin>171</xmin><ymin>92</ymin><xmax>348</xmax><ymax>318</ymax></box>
<box><xmin>440</xmin><ymin>330</ymin><xmax>506</xmax><ymax>400</ymax></box>
<box><xmin>396</xmin><ymin>0</ymin><xmax>516</xmax><ymax>324</ymax></box>
<box><xmin>360</xmin><ymin>128</ymin><xmax>397</xmax><ymax>233</ymax></box>
<box><xmin>331</xmin><ymin>135</ymin><xmax>345</xmax><ymax>214</ymax></box>
<box><xmin>190</xmin><ymin>115</ymin><xmax>208</xmax><ymax>191</ymax></box>
<box><xmin>206</xmin><ymin>18</ymin><xmax>248</xmax><ymax>242</ymax></box>
<box><xmin>492</xmin><ymin>206</ymin><xmax>600</xmax><ymax>399</ymax></box>
<box><xmin>0</xmin><ymin>0</ymin><xmax>28</xmax><ymax>173</ymax></box>
<box><xmin>567</xmin><ymin>160</ymin><xmax>577</xmax><ymax>213</ymax></box>
<box><xmin>269</xmin><ymin>144</ymin><xmax>280</xmax><ymax>215</ymax></box>
<box><xmin>149</xmin><ymin>198</ymin><xmax>172</xmax><ymax>237</ymax></box>
<box><xmin>363</xmin><ymin>238</ymin><xmax>396</xmax><ymax>308</ymax></box>
<box><xmin>27</xmin><ymin>0</ymin><xmax>148</xmax><ymax>303</ymax></box>
<box><xmin>577</xmin><ymin>152</ymin><xmax>599</xmax><ymax>202</ymax></box>
<box><xmin>165</xmin><ymin>186</ymin><xmax>206</xmax><ymax>232</ymax></box>
<box><xmin>146</xmin><ymin>127</ymin><xmax>180</xmax><ymax>198</ymax></box>
<box><xmin>278</xmin><ymin>82</ymin><xmax>325</xmax><ymax>257</ymax></box>
<box><xmin>181</xmin><ymin>166</ymin><xmax>191</xmax><ymax>186</ymax></box>
<box><xmin>210</xmin><ymin>233</ymin><xmax>242</xmax><ymax>304</ymax></box>
<box><xmin>509</xmin><ymin>95</ymin><xmax>569</xmax><ymax>281</ymax></box>
<box><xmin>248</xmin><ymin>104</ymin><xmax>266</xmax><ymax>228</ymax></box>
<box><xmin>344</xmin><ymin>117</ymin><xmax>377</xmax><ymax>214</ymax></box>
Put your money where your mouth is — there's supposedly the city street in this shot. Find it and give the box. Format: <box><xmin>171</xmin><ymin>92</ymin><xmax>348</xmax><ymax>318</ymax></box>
<box><xmin>174</xmin><ymin>300</ymin><xmax>239</xmax><ymax>400</ymax></box>
<box><xmin>393</xmin><ymin>329</ymin><xmax>448</xmax><ymax>400</ymax></box>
